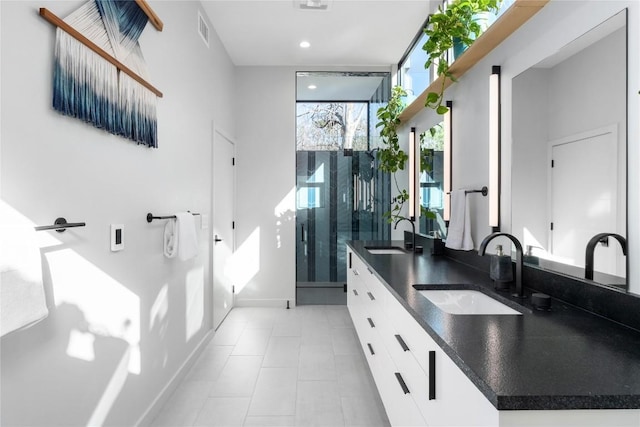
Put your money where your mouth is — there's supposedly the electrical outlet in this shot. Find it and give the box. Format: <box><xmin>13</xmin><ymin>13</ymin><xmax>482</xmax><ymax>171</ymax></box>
<box><xmin>111</xmin><ymin>224</ymin><xmax>124</xmax><ymax>252</ymax></box>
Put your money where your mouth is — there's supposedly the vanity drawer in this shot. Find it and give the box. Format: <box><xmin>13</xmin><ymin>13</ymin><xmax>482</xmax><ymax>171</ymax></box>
<box><xmin>386</xmin><ymin>290</ymin><xmax>437</xmax><ymax>374</ymax></box>
<box><xmin>367</xmin><ymin>337</ymin><xmax>428</xmax><ymax>427</ymax></box>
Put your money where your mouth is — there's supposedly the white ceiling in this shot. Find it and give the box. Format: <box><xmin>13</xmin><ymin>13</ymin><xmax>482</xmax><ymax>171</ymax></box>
<box><xmin>200</xmin><ymin>1</ymin><xmax>434</xmax><ymax>67</ymax></box>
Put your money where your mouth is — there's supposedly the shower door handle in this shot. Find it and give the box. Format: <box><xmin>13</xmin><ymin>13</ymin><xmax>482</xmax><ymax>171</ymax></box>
<box><xmin>301</xmin><ymin>225</ymin><xmax>305</xmax><ymax>242</ymax></box>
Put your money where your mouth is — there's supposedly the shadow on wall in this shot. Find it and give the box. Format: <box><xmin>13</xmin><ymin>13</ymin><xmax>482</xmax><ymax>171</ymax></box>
<box><xmin>1</xmin><ymin>302</ymin><xmax>130</xmax><ymax>426</ymax></box>
<box><xmin>0</xmin><ymin>200</ymin><xmax>204</xmax><ymax>425</ymax></box>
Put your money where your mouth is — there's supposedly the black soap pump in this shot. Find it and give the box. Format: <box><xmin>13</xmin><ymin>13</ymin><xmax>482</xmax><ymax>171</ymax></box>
<box><xmin>490</xmin><ymin>245</ymin><xmax>513</xmax><ymax>291</ymax></box>
<box><xmin>523</xmin><ymin>245</ymin><xmax>539</xmax><ymax>265</ymax></box>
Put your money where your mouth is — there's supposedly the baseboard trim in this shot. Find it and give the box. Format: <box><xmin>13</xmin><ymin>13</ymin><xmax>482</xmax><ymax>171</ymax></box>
<box><xmin>234</xmin><ymin>298</ymin><xmax>294</xmax><ymax>308</ymax></box>
<box><xmin>135</xmin><ymin>330</ymin><xmax>214</xmax><ymax>426</ymax></box>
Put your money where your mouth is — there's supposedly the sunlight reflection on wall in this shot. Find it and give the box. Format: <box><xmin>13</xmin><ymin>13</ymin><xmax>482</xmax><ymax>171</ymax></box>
<box><xmin>227</xmin><ymin>227</ymin><xmax>260</xmax><ymax>293</ymax></box>
<box><xmin>274</xmin><ymin>187</ymin><xmax>295</xmax><ymax>250</ymax></box>
<box><xmin>46</xmin><ymin>249</ymin><xmax>141</xmax><ymax>374</ymax></box>
<box><xmin>150</xmin><ymin>284</ymin><xmax>169</xmax><ymax>332</ymax></box>
<box><xmin>186</xmin><ymin>266</ymin><xmax>204</xmax><ymax>341</ymax></box>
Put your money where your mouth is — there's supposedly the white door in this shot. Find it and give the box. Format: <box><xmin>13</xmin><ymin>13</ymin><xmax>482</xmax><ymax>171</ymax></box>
<box><xmin>550</xmin><ymin>128</ymin><xmax>618</xmax><ymax>274</ymax></box>
<box><xmin>212</xmin><ymin>127</ymin><xmax>235</xmax><ymax>329</ymax></box>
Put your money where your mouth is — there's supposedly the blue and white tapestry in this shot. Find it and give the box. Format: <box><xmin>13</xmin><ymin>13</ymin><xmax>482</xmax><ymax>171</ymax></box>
<box><xmin>53</xmin><ymin>0</ymin><xmax>158</xmax><ymax>148</ymax></box>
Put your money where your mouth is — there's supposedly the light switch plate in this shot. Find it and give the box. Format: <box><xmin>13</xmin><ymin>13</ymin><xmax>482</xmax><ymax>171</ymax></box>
<box><xmin>111</xmin><ymin>224</ymin><xmax>124</xmax><ymax>252</ymax></box>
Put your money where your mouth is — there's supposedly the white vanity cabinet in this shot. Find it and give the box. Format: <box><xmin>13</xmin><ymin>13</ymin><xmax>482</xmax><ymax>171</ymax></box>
<box><xmin>347</xmin><ymin>249</ymin><xmax>497</xmax><ymax>426</ymax></box>
<box><xmin>347</xmin><ymin>251</ymin><xmax>427</xmax><ymax>426</ymax></box>
<box><xmin>347</xmin><ymin>249</ymin><xmax>640</xmax><ymax>427</ymax></box>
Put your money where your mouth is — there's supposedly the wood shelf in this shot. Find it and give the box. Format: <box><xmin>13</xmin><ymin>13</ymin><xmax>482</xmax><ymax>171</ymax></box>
<box><xmin>398</xmin><ymin>0</ymin><xmax>549</xmax><ymax>123</ymax></box>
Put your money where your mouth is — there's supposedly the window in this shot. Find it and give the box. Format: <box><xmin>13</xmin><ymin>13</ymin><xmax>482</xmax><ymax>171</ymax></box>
<box><xmin>296</xmin><ymin>102</ymin><xmax>368</xmax><ymax>151</ymax></box>
<box><xmin>398</xmin><ymin>25</ymin><xmax>431</xmax><ymax>104</ymax></box>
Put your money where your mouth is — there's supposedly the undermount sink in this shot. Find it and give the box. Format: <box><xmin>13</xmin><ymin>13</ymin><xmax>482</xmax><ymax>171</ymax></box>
<box><xmin>365</xmin><ymin>246</ymin><xmax>406</xmax><ymax>255</ymax></box>
<box><xmin>417</xmin><ymin>289</ymin><xmax>522</xmax><ymax>315</ymax></box>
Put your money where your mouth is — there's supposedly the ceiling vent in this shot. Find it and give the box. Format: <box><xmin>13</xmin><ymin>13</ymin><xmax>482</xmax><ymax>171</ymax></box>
<box><xmin>198</xmin><ymin>11</ymin><xmax>209</xmax><ymax>47</ymax></box>
<box><xmin>296</xmin><ymin>0</ymin><xmax>331</xmax><ymax>11</ymax></box>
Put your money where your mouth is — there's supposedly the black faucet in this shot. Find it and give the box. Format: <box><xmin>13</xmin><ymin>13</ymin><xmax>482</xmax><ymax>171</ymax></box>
<box><xmin>394</xmin><ymin>217</ymin><xmax>417</xmax><ymax>252</ymax></box>
<box><xmin>478</xmin><ymin>232</ymin><xmax>525</xmax><ymax>298</ymax></box>
<box><xmin>584</xmin><ymin>233</ymin><xmax>627</xmax><ymax>280</ymax></box>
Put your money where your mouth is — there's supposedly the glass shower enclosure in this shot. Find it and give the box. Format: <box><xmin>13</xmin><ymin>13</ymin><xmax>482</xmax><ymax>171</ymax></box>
<box><xmin>296</xmin><ymin>72</ymin><xmax>391</xmax><ymax>304</ymax></box>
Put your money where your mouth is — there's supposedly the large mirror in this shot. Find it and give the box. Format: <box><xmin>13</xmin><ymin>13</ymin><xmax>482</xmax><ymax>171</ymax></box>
<box><xmin>511</xmin><ymin>10</ymin><xmax>629</xmax><ymax>293</ymax></box>
<box><xmin>418</xmin><ymin>123</ymin><xmax>447</xmax><ymax>238</ymax></box>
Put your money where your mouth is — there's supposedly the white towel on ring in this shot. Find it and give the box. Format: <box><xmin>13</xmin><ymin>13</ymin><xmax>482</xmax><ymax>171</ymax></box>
<box><xmin>175</xmin><ymin>212</ymin><xmax>198</xmax><ymax>261</ymax></box>
<box><xmin>163</xmin><ymin>218</ymin><xmax>177</xmax><ymax>258</ymax></box>
<box><xmin>445</xmin><ymin>189</ymin><xmax>474</xmax><ymax>251</ymax></box>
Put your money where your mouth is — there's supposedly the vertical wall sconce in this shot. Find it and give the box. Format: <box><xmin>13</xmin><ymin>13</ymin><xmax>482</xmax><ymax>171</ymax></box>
<box><xmin>443</xmin><ymin>101</ymin><xmax>452</xmax><ymax>224</ymax></box>
<box><xmin>489</xmin><ymin>66</ymin><xmax>501</xmax><ymax>231</ymax></box>
<box><xmin>409</xmin><ymin>127</ymin><xmax>417</xmax><ymax>220</ymax></box>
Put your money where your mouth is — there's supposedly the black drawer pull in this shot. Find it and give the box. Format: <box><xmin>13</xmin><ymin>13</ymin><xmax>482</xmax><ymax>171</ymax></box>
<box><xmin>395</xmin><ymin>372</ymin><xmax>410</xmax><ymax>394</ymax></box>
<box><xmin>353</xmin><ymin>289</ymin><xmax>358</xmax><ymax>296</ymax></box>
<box><xmin>367</xmin><ymin>343</ymin><xmax>375</xmax><ymax>355</ymax></box>
<box><xmin>429</xmin><ymin>350</ymin><xmax>436</xmax><ymax>400</ymax></box>
<box><xmin>395</xmin><ymin>334</ymin><xmax>409</xmax><ymax>351</ymax></box>
<box><xmin>367</xmin><ymin>317</ymin><xmax>375</xmax><ymax>328</ymax></box>
<box><xmin>367</xmin><ymin>292</ymin><xmax>375</xmax><ymax>301</ymax></box>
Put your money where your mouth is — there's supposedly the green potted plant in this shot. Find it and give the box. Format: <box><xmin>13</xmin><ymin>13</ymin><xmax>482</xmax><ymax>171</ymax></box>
<box><xmin>422</xmin><ymin>0</ymin><xmax>502</xmax><ymax>114</ymax></box>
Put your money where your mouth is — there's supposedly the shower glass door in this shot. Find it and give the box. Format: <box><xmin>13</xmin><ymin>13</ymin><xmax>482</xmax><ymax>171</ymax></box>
<box><xmin>296</xmin><ymin>77</ymin><xmax>391</xmax><ymax>304</ymax></box>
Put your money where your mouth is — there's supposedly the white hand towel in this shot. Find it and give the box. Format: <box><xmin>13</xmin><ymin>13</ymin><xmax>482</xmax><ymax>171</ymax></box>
<box><xmin>445</xmin><ymin>190</ymin><xmax>474</xmax><ymax>251</ymax></box>
<box><xmin>0</xmin><ymin>218</ymin><xmax>49</xmax><ymax>336</ymax></box>
<box><xmin>164</xmin><ymin>219</ymin><xmax>177</xmax><ymax>258</ymax></box>
<box><xmin>175</xmin><ymin>212</ymin><xmax>199</xmax><ymax>261</ymax></box>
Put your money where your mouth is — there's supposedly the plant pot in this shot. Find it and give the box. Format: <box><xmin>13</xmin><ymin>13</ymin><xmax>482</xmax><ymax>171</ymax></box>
<box><xmin>453</xmin><ymin>37</ymin><xmax>467</xmax><ymax>60</ymax></box>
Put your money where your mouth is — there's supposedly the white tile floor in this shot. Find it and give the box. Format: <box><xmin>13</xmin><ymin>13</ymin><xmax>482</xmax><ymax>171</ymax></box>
<box><xmin>151</xmin><ymin>306</ymin><xmax>390</xmax><ymax>427</ymax></box>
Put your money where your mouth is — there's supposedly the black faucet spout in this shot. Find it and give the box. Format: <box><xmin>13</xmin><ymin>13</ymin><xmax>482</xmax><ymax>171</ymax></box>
<box><xmin>585</xmin><ymin>233</ymin><xmax>627</xmax><ymax>280</ymax></box>
<box><xmin>478</xmin><ymin>232</ymin><xmax>525</xmax><ymax>298</ymax></box>
<box><xmin>394</xmin><ymin>217</ymin><xmax>416</xmax><ymax>253</ymax></box>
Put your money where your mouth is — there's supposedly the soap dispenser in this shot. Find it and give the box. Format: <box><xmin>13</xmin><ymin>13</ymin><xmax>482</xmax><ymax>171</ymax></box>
<box><xmin>523</xmin><ymin>245</ymin><xmax>539</xmax><ymax>265</ymax></box>
<box><xmin>490</xmin><ymin>245</ymin><xmax>513</xmax><ymax>291</ymax></box>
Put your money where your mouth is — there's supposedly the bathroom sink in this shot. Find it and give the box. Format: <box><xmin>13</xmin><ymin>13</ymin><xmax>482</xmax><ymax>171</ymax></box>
<box><xmin>365</xmin><ymin>246</ymin><xmax>406</xmax><ymax>255</ymax></box>
<box><xmin>416</xmin><ymin>289</ymin><xmax>521</xmax><ymax>315</ymax></box>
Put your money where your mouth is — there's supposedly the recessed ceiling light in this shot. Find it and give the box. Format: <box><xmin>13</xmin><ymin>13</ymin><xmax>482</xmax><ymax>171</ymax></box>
<box><xmin>295</xmin><ymin>0</ymin><xmax>330</xmax><ymax>10</ymax></box>
<box><xmin>308</xmin><ymin>84</ymin><xmax>317</xmax><ymax>90</ymax></box>
<box><xmin>299</xmin><ymin>41</ymin><xmax>311</xmax><ymax>48</ymax></box>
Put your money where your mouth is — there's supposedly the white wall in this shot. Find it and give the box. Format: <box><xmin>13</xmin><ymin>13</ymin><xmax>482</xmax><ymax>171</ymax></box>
<box><xmin>234</xmin><ymin>67</ymin><xmax>297</xmax><ymax>307</ymax></box>
<box><xmin>233</xmin><ymin>66</ymin><xmax>391</xmax><ymax>306</ymax></box>
<box><xmin>0</xmin><ymin>1</ymin><xmax>235</xmax><ymax>425</ymax></box>
<box><xmin>402</xmin><ymin>0</ymin><xmax>639</xmax><ymax>294</ymax></box>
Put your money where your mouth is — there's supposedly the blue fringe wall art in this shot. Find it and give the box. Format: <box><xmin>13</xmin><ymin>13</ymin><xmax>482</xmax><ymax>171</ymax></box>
<box><xmin>41</xmin><ymin>0</ymin><xmax>163</xmax><ymax>148</ymax></box>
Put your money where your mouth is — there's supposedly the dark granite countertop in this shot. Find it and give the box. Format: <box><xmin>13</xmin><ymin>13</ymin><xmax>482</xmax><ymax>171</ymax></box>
<box><xmin>347</xmin><ymin>240</ymin><xmax>640</xmax><ymax>411</ymax></box>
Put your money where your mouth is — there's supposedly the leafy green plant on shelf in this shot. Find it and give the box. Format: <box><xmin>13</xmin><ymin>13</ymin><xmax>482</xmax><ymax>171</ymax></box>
<box><xmin>423</xmin><ymin>0</ymin><xmax>502</xmax><ymax>114</ymax></box>
<box><xmin>376</xmin><ymin>86</ymin><xmax>409</xmax><ymax>223</ymax></box>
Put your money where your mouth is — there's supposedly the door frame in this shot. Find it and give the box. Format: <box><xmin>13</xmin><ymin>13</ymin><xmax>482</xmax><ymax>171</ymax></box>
<box><xmin>211</xmin><ymin>122</ymin><xmax>236</xmax><ymax>329</ymax></box>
